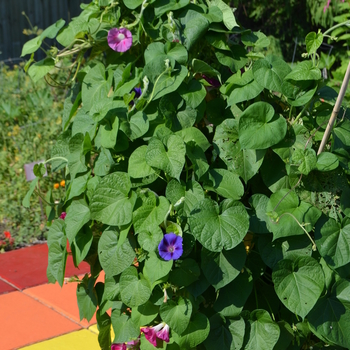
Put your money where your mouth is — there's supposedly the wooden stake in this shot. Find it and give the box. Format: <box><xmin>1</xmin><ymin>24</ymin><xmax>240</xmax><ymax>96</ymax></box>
<box><xmin>317</xmin><ymin>60</ymin><xmax>350</xmax><ymax>155</ymax></box>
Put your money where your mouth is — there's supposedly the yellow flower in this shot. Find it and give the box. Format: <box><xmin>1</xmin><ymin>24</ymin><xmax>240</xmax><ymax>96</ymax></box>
<box><xmin>60</xmin><ymin>180</ymin><xmax>65</xmax><ymax>188</ymax></box>
<box><xmin>53</xmin><ymin>183</ymin><xmax>60</xmax><ymax>189</ymax></box>
<box><xmin>12</xmin><ymin>125</ymin><xmax>20</xmax><ymax>136</ymax></box>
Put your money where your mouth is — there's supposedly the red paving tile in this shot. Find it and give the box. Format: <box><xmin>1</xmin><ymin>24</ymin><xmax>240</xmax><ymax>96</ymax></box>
<box><xmin>0</xmin><ymin>243</ymin><xmax>90</xmax><ymax>290</ymax></box>
<box><xmin>0</xmin><ymin>291</ymin><xmax>81</xmax><ymax>350</ymax></box>
<box><xmin>24</xmin><ymin>272</ymin><xmax>105</xmax><ymax>328</ymax></box>
<box><xmin>0</xmin><ymin>278</ymin><xmax>16</xmax><ymax>294</ymax></box>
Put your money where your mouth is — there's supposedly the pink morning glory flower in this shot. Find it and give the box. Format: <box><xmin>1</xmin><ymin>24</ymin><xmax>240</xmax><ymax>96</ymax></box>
<box><xmin>59</xmin><ymin>212</ymin><xmax>66</xmax><ymax>220</ymax></box>
<box><xmin>107</xmin><ymin>28</ymin><xmax>133</xmax><ymax>52</ymax></box>
<box><xmin>141</xmin><ymin>323</ymin><xmax>170</xmax><ymax>346</ymax></box>
<box><xmin>158</xmin><ymin>233</ymin><xmax>183</xmax><ymax>261</ymax></box>
<box><xmin>111</xmin><ymin>338</ymin><xmax>140</xmax><ymax>350</ymax></box>
<box><xmin>324</xmin><ymin>0</ymin><xmax>331</xmax><ymax>12</ymax></box>
<box><xmin>156</xmin><ymin>323</ymin><xmax>170</xmax><ymax>342</ymax></box>
<box><xmin>111</xmin><ymin>344</ymin><xmax>126</xmax><ymax>350</ymax></box>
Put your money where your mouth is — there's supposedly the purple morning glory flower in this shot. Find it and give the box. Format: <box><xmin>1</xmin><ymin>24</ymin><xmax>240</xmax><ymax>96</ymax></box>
<box><xmin>107</xmin><ymin>28</ymin><xmax>133</xmax><ymax>52</ymax></box>
<box><xmin>129</xmin><ymin>87</ymin><xmax>142</xmax><ymax>106</ymax></box>
<box><xmin>158</xmin><ymin>233</ymin><xmax>183</xmax><ymax>261</ymax></box>
<box><xmin>133</xmin><ymin>87</ymin><xmax>142</xmax><ymax>98</ymax></box>
<box><xmin>202</xmin><ymin>74</ymin><xmax>221</xmax><ymax>88</ymax></box>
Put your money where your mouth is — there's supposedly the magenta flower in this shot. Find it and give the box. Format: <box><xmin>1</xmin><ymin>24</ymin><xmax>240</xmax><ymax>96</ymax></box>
<box><xmin>141</xmin><ymin>326</ymin><xmax>157</xmax><ymax>346</ymax></box>
<box><xmin>158</xmin><ymin>233</ymin><xmax>183</xmax><ymax>261</ymax></box>
<box><xmin>126</xmin><ymin>339</ymin><xmax>140</xmax><ymax>349</ymax></box>
<box><xmin>141</xmin><ymin>323</ymin><xmax>170</xmax><ymax>346</ymax></box>
<box><xmin>156</xmin><ymin>323</ymin><xmax>170</xmax><ymax>342</ymax></box>
<box><xmin>111</xmin><ymin>339</ymin><xmax>140</xmax><ymax>350</ymax></box>
<box><xmin>323</xmin><ymin>0</ymin><xmax>331</xmax><ymax>12</ymax></box>
<box><xmin>59</xmin><ymin>212</ymin><xmax>66</xmax><ymax>220</ymax></box>
<box><xmin>111</xmin><ymin>344</ymin><xmax>126</xmax><ymax>350</ymax></box>
<box><xmin>108</xmin><ymin>28</ymin><xmax>133</xmax><ymax>52</ymax></box>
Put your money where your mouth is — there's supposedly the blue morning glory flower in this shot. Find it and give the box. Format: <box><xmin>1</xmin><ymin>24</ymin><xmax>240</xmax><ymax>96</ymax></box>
<box><xmin>158</xmin><ymin>233</ymin><xmax>183</xmax><ymax>261</ymax></box>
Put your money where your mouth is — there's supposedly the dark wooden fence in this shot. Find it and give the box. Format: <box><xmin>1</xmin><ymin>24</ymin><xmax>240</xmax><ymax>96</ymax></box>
<box><xmin>0</xmin><ymin>0</ymin><xmax>90</xmax><ymax>62</ymax></box>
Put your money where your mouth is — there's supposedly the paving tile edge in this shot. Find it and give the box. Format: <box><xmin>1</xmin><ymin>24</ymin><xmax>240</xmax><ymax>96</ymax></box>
<box><xmin>0</xmin><ymin>276</ymin><xmax>22</xmax><ymax>292</ymax></box>
<box><xmin>16</xmin><ymin>329</ymin><xmax>86</xmax><ymax>350</ymax></box>
<box><xmin>21</xmin><ymin>290</ymin><xmax>86</xmax><ymax>329</ymax></box>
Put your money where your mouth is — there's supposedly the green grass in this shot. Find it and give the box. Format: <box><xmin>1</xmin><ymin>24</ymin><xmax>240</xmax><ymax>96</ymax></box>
<box><xmin>0</xmin><ymin>62</ymin><xmax>65</xmax><ymax>250</ymax></box>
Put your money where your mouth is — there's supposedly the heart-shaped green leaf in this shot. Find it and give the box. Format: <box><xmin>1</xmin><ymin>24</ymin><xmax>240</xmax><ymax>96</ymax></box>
<box><xmin>204</xmin><ymin>314</ymin><xmax>245</xmax><ymax>350</ymax></box>
<box><xmin>173</xmin><ymin>312</ymin><xmax>210</xmax><ymax>348</ymax></box>
<box><xmin>201</xmin><ymin>243</ymin><xmax>246</xmax><ymax>290</ymax></box>
<box><xmin>305</xmin><ymin>31</ymin><xmax>323</xmax><ymax>55</ymax></box>
<box><xmin>239</xmin><ymin>102</ymin><xmax>287</xmax><ymax>149</ymax></box>
<box><xmin>189</xmin><ymin>199</ymin><xmax>249</xmax><ymax>252</ymax></box>
<box><xmin>143</xmin><ymin>252</ymin><xmax>173</xmax><ymax>287</ymax></box>
<box><xmin>145</xmin><ymin>135</ymin><xmax>186</xmax><ymax>180</ymax></box>
<box><xmin>308</xmin><ymin>279</ymin><xmax>350</xmax><ymax>349</ymax></box>
<box><xmin>245</xmin><ymin>310</ymin><xmax>280</xmax><ymax>350</ymax></box>
<box><xmin>65</xmin><ymin>199</ymin><xmax>90</xmax><ymax>244</ymax></box>
<box><xmin>315</xmin><ymin>217</ymin><xmax>350</xmax><ymax>268</ymax></box>
<box><xmin>98</xmin><ymin>226</ymin><xmax>136</xmax><ymax>278</ymax></box>
<box><xmin>160</xmin><ymin>297</ymin><xmax>193</xmax><ymax>335</ymax></box>
<box><xmin>90</xmin><ymin>172</ymin><xmax>136</xmax><ymax>226</ymax></box>
<box><xmin>47</xmin><ymin>219</ymin><xmax>67</xmax><ymax>287</ymax></box>
<box><xmin>111</xmin><ymin>309</ymin><xmax>140</xmax><ymax>344</ymax></box>
<box><xmin>272</xmin><ymin>256</ymin><xmax>324</xmax><ymax>318</ymax></box>
<box><xmin>133</xmin><ymin>191</ymin><xmax>170</xmax><ymax>233</ymax></box>
<box><xmin>253</xmin><ymin>55</ymin><xmax>291</xmax><ymax>93</ymax></box>
<box><xmin>284</xmin><ymin>61</ymin><xmax>321</xmax><ymax>81</ymax></box>
<box><xmin>213</xmin><ymin>271</ymin><xmax>253</xmax><ymax>317</ymax></box>
<box><xmin>292</xmin><ymin>148</ymin><xmax>317</xmax><ymax>175</ymax></box>
<box><xmin>226</xmin><ymin>70</ymin><xmax>264</xmax><ymax>106</ymax></box>
<box><xmin>205</xmin><ymin>168</ymin><xmax>244</xmax><ymax>200</ymax></box>
<box><xmin>266</xmin><ymin>189</ymin><xmax>322</xmax><ymax>240</ymax></box>
<box><xmin>128</xmin><ymin>146</ymin><xmax>156</xmax><ymax>178</ymax></box>
<box><xmin>120</xmin><ymin>266</ymin><xmax>152</xmax><ymax>307</ymax></box>
<box><xmin>316</xmin><ymin>152</ymin><xmax>339</xmax><ymax>172</ymax></box>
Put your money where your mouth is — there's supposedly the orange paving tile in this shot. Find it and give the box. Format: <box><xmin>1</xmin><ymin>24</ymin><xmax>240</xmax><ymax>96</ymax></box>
<box><xmin>23</xmin><ymin>272</ymin><xmax>105</xmax><ymax>328</ymax></box>
<box><xmin>0</xmin><ymin>291</ymin><xmax>81</xmax><ymax>350</ymax></box>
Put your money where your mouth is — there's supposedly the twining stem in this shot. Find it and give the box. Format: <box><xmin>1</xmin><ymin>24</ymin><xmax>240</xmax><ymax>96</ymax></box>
<box><xmin>272</xmin><ymin>175</ymin><xmax>303</xmax><ymax>213</ymax></box>
<box><xmin>57</xmin><ymin>43</ymin><xmax>91</xmax><ymax>58</ymax></box>
<box><xmin>317</xmin><ymin>59</ymin><xmax>350</xmax><ymax>155</ymax></box>
<box><xmin>143</xmin><ymin>60</ymin><xmax>172</xmax><ymax>110</ymax></box>
<box><xmin>275</xmin><ymin>212</ymin><xmax>317</xmax><ymax>251</ymax></box>
<box><xmin>323</xmin><ymin>20</ymin><xmax>350</xmax><ymax>36</ymax></box>
<box><xmin>56</xmin><ymin>39</ymin><xmax>86</xmax><ymax>57</ymax></box>
<box><xmin>163</xmin><ymin>204</ymin><xmax>173</xmax><ymax>229</ymax></box>
<box><xmin>44</xmin><ymin>156</ymin><xmax>68</xmax><ymax>165</ymax></box>
<box><xmin>125</xmin><ymin>0</ymin><xmax>148</xmax><ymax>29</ymax></box>
<box><xmin>34</xmin><ymin>189</ymin><xmax>55</xmax><ymax>207</ymax></box>
<box><xmin>292</xmin><ymin>100</ymin><xmax>312</xmax><ymax>125</ymax></box>
<box><xmin>261</xmin><ymin>292</ymin><xmax>275</xmax><ymax>321</ymax></box>
<box><xmin>253</xmin><ymin>283</ymin><xmax>259</xmax><ymax>309</ymax></box>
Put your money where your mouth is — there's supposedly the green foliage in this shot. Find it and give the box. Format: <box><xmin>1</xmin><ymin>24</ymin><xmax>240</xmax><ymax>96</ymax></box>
<box><xmin>22</xmin><ymin>0</ymin><xmax>350</xmax><ymax>349</ymax></box>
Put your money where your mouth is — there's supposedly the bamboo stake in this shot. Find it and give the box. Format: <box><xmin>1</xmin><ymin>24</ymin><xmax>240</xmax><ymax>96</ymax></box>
<box><xmin>317</xmin><ymin>60</ymin><xmax>350</xmax><ymax>155</ymax></box>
